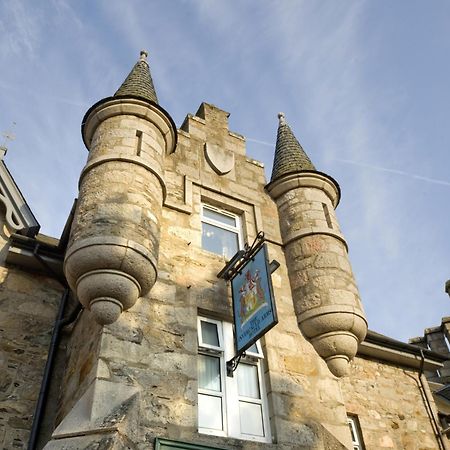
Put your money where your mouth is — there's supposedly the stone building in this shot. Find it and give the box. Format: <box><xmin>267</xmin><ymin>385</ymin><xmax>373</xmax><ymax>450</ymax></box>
<box><xmin>0</xmin><ymin>52</ymin><xmax>449</xmax><ymax>450</ymax></box>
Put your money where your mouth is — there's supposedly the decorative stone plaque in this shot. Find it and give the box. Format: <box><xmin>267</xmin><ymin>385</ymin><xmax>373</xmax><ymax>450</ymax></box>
<box><xmin>204</xmin><ymin>143</ymin><xmax>234</xmax><ymax>175</ymax></box>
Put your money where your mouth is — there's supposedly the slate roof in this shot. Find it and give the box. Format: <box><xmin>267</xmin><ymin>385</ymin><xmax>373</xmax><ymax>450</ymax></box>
<box><xmin>114</xmin><ymin>50</ymin><xmax>158</xmax><ymax>104</ymax></box>
<box><xmin>270</xmin><ymin>112</ymin><xmax>315</xmax><ymax>182</ymax></box>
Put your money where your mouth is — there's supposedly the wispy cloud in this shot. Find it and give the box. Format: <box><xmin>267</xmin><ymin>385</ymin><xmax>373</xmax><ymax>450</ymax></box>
<box><xmin>0</xmin><ymin>0</ymin><xmax>42</xmax><ymax>57</ymax></box>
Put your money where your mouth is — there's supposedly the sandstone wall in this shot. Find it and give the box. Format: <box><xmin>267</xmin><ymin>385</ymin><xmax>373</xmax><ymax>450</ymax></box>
<box><xmin>0</xmin><ymin>215</ymin><xmax>64</xmax><ymax>449</ymax></box>
<box><xmin>340</xmin><ymin>355</ymin><xmax>441</xmax><ymax>450</ymax></box>
<box><xmin>48</xmin><ymin>104</ymin><xmax>353</xmax><ymax>449</ymax></box>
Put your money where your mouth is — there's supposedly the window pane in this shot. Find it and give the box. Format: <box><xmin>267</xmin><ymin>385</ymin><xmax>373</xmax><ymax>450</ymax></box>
<box><xmin>246</xmin><ymin>343</ymin><xmax>259</xmax><ymax>354</ymax></box>
<box><xmin>202</xmin><ymin>223</ymin><xmax>239</xmax><ymax>259</ymax></box>
<box><xmin>203</xmin><ymin>208</ymin><xmax>236</xmax><ymax>227</ymax></box>
<box><xmin>348</xmin><ymin>421</ymin><xmax>357</xmax><ymax>442</ymax></box>
<box><xmin>237</xmin><ymin>364</ymin><xmax>260</xmax><ymax>399</ymax></box>
<box><xmin>198</xmin><ymin>355</ymin><xmax>221</xmax><ymax>391</ymax></box>
<box><xmin>198</xmin><ymin>394</ymin><xmax>223</xmax><ymax>430</ymax></box>
<box><xmin>201</xmin><ymin>321</ymin><xmax>219</xmax><ymax>347</ymax></box>
<box><xmin>239</xmin><ymin>401</ymin><xmax>264</xmax><ymax>436</ymax></box>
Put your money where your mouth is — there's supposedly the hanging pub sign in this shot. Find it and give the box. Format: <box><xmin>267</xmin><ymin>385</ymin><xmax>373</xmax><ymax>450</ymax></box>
<box><xmin>217</xmin><ymin>232</ymin><xmax>279</xmax><ymax>375</ymax></box>
<box><xmin>231</xmin><ymin>243</ymin><xmax>278</xmax><ymax>354</ymax></box>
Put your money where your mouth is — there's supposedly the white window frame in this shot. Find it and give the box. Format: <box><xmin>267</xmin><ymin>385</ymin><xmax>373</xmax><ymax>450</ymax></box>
<box><xmin>244</xmin><ymin>341</ymin><xmax>264</xmax><ymax>359</ymax></box>
<box><xmin>197</xmin><ymin>317</ymin><xmax>224</xmax><ymax>351</ymax></box>
<box><xmin>201</xmin><ymin>204</ymin><xmax>243</xmax><ymax>259</ymax></box>
<box><xmin>347</xmin><ymin>415</ymin><xmax>364</xmax><ymax>450</ymax></box>
<box><xmin>197</xmin><ymin>317</ymin><xmax>271</xmax><ymax>443</ymax></box>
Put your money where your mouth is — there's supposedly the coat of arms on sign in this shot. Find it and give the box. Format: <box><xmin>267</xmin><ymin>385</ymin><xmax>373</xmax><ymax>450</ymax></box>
<box><xmin>239</xmin><ymin>268</ymin><xmax>268</xmax><ymax>326</ymax></box>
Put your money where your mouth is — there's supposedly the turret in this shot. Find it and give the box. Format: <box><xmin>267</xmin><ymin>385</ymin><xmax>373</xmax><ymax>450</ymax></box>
<box><xmin>64</xmin><ymin>51</ymin><xmax>177</xmax><ymax>324</ymax></box>
<box><xmin>265</xmin><ymin>113</ymin><xmax>367</xmax><ymax>377</ymax></box>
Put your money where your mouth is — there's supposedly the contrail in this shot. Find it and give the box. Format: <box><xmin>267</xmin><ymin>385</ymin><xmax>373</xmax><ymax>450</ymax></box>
<box><xmin>335</xmin><ymin>158</ymin><xmax>450</xmax><ymax>187</ymax></box>
<box><xmin>246</xmin><ymin>137</ymin><xmax>273</xmax><ymax>147</ymax></box>
<box><xmin>0</xmin><ymin>81</ymin><xmax>87</xmax><ymax>108</ymax></box>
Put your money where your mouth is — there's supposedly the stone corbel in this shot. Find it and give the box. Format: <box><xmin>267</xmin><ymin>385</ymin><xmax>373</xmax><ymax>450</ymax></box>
<box><xmin>47</xmin><ymin>379</ymin><xmax>140</xmax><ymax>444</ymax></box>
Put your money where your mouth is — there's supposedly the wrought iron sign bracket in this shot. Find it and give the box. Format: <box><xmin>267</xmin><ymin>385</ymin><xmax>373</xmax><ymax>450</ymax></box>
<box><xmin>226</xmin><ymin>351</ymin><xmax>246</xmax><ymax>377</ymax></box>
<box><xmin>217</xmin><ymin>231</ymin><xmax>266</xmax><ymax>281</ymax></box>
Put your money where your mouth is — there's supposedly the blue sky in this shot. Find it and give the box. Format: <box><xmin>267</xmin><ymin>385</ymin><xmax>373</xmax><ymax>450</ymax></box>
<box><xmin>1</xmin><ymin>0</ymin><xmax>449</xmax><ymax>342</ymax></box>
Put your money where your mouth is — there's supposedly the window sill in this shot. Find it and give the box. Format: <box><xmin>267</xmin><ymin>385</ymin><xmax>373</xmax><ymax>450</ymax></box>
<box><xmin>198</xmin><ymin>429</ymin><xmax>272</xmax><ymax>444</ymax></box>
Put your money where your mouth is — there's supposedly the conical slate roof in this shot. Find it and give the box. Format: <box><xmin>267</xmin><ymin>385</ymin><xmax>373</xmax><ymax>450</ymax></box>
<box><xmin>114</xmin><ymin>50</ymin><xmax>158</xmax><ymax>104</ymax></box>
<box><xmin>270</xmin><ymin>112</ymin><xmax>315</xmax><ymax>182</ymax></box>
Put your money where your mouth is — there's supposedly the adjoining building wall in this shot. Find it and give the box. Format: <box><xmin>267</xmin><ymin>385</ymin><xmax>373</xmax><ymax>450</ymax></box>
<box><xmin>0</xmin><ymin>213</ymin><xmax>64</xmax><ymax>450</ymax></box>
<box><xmin>341</xmin><ymin>355</ymin><xmax>441</xmax><ymax>450</ymax></box>
<box><xmin>410</xmin><ymin>320</ymin><xmax>450</xmax><ymax>383</ymax></box>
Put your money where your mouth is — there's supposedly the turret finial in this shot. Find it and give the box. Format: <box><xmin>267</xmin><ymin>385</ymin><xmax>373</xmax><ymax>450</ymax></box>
<box><xmin>278</xmin><ymin>112</ymin><xmax>286</xmax><ymax>125</ymax></box>
<box><xmin>140</xmin><ymin>50</ymin><xmax>148</xmax><ymax>62</ymax></box>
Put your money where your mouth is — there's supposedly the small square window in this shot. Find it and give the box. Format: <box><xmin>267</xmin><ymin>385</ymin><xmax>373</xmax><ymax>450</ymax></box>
<box><xmin>201</xmin><ymin>322</ymin><xmax>220</xmax><ymax>348</ymax></box>
<box><xmin>201</xmin><ymin>204</ymin><xmax>242</xmax><ymax>260</ymax></box>
<box><xmin>198</xmin><ymin>317</ymin><xmax>223</xmax><ymax>351</ymax></box>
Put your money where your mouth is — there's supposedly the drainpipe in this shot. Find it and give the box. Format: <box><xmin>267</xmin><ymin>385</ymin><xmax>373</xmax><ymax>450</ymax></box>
<box><xmin>27</xmin><ymin>291</ymin><xmax>82</xmax><ymax>450</ymax></box>
<box><xmin>27</xmin><ymin>245</ymin><xmax>82</xmax><ymax>450</ymax></box>
<box><xmin>419</xmin><ymin>349</ymin><xmax>450</xmax><ymax>450</ymax></box>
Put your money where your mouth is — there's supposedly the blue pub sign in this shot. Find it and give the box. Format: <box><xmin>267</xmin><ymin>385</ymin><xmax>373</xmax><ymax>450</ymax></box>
<box><xmin>231</xmin><ymin>244</ymin><xmax>278</xmax><ymax>354</ymax></box>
